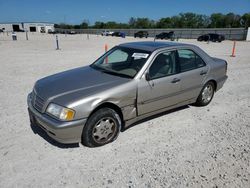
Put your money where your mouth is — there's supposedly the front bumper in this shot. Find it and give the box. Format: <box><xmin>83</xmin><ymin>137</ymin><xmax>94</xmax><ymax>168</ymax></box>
<box><xmin>27</xmin><ymin>93</ymin><xmax>87</xmax><ymax>144</ymax></box>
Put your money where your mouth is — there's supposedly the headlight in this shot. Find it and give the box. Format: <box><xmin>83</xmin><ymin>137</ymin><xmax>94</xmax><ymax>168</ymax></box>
<box><xmin>46</xmin><ymin>103</ymin><xmax>75</xmax><ymax>121</ymax></box>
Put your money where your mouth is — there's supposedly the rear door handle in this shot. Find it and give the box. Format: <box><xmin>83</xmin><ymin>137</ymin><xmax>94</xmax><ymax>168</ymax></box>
<box><xmin>171</xmin><ymin>78</ymin><xmax>181</xmax><ymax>83</ymax></box>
<box><xmin>200</xmin><ymin>70</ymin><xmax>207</xmax><ymax>75</ymax></box>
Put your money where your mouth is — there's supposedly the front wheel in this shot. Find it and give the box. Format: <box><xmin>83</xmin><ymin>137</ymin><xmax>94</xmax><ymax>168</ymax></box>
<box><xmin>195</xmin><ymin>82</ymin><xmax>215</xmax><ymax>106</ymax></box>
<box><xmin>81</xmin><ymin>108</ymin><xmax>121</xmax><ymax>147</ymax></box>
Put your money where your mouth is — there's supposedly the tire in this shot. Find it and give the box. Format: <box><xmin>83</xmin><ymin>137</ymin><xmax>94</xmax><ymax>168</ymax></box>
<box><xmin>195</xmin><ymin>81</ymin><xmax>215</xmax><ymax>106</ymax></box>
<box><xmin>81</xmin><ymin>108</ymin><xmax>121</xmax><ymax>147</ymax></box>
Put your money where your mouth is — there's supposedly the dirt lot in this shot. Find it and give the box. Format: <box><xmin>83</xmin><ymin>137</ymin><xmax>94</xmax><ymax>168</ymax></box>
<box><xmin>0</xmin><ymin>33</ymin><xmax>249</xmax><ymax>188</ymax></box>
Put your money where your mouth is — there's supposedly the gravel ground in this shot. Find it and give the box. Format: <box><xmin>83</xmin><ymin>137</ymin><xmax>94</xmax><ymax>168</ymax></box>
<box><xmin>0</xmin><ymin>33</ymin><xmax>249</xmax><ymax>188</ymax></box>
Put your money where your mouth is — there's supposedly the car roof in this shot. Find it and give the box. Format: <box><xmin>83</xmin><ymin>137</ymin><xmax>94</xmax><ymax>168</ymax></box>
<box><xmin>119</xmin><ymin>41</ymin><xmax>192</xmax><ymax>52</ymax></box>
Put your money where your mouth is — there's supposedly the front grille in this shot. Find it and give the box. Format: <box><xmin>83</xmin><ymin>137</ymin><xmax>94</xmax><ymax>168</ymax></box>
<box><xmin>32</xmin><ymin>91</ymin><xmax>45</xmax><ymax>112</ymax></box>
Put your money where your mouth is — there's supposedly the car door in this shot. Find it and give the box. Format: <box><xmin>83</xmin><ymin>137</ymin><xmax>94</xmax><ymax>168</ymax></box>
<box><xmin>137</xmin><ymin>50</ymin><xmax>182</xmax><ymax>115</ymax></box>
<box><xmin>176</xmin><ymin>49</ymin><xmax>208</xmax><ymax>101</ymax></box>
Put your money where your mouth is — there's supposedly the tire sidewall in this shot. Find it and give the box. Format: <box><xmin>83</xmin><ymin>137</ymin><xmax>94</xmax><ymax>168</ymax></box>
<box><xmin>82</xmin><ymin>108</ymin><xmax>121</xmax><ymax>147</ymax></box>
<box><xmin>196</xmin><ymin>82</ymin><xmax>215</xmax><ymax>106</ymax></box>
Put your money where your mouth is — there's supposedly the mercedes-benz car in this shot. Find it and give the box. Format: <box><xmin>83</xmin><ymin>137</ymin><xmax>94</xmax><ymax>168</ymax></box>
<box><xmin>27</xmin><ymin>41</ymin><xmax>228</xmax><ymax>147</ymax></box>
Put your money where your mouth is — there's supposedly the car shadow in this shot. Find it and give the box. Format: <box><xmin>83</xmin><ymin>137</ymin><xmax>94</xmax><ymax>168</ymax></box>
<box><xmin>122</xmin><ymin>105</ymin><xmax>190</xmax><ymax>132</ymax></box>
<box><xmin>30</xmin><ymin>123</ymin><xmax>80</xmax><ymax>149</ymax></box>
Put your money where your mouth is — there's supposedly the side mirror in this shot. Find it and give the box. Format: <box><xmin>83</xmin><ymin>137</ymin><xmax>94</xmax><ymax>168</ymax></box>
<box><xmin>145</xmin><ymin>72</ymin><xmax>151</xmax><ymax>81</ymax></box>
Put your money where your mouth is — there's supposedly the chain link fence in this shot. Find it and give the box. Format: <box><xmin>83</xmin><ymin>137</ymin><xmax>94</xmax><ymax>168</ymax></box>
<box><xmin>55</xmin><ymin>28</ymin><xmax>247</xmax><ymax>40</ymax></box>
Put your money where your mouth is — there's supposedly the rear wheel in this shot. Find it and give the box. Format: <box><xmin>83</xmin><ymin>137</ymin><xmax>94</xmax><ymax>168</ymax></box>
<box><xmin>195</xmin><ymin>82</ymin><xmax>215</xmax><ymax>106</ymax></box>
<box><xmin>81</xmin><ymin>108</ymin><xmax>121</xmax><ymax>147</ymax></box>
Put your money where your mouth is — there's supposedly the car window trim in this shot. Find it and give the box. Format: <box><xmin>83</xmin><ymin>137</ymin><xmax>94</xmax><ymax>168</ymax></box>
<box><xmin>176</xmin><ymin>48</ymin><xmax>207</xmax><ymax>73</ymax></box>
<box><xmin>146</xmin><ymin>49</ymin><xmax>179</xmax><ymax>81</ymax></box>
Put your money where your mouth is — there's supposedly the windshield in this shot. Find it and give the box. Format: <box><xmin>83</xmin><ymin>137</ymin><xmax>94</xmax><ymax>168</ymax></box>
<box><xmin>91</xmin><ymin>46</ymin><xmax>151</xmax><ymax>78</ymax></box>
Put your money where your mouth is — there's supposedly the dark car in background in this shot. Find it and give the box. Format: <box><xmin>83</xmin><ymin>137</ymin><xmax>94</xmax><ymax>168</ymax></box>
<box><xmin>198</xmin><ymin>33</ymin><xmax>225</xmax><ymax>42</ymax></box>
<box><xmin>112</xmin><ymin>31</ymin><xmax>126</xmax><ymax>37</ymax></box>
<box><xmin>155</xmin><ymin>31</ymin><xmax>175</xmax><ymax>40</ymax></box>
<box><xmin>48</xmin><ymin>29</ymin><xmax>56</xmax><ymax>34</ymax></box>
<box><xmin>134</xmin><ymin>31</ymin><xmax>148</xmax><ymax>38</ymax></box>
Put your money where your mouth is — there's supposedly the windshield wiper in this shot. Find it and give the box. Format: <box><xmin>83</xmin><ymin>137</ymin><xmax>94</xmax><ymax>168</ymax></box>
<box><xmin>90</xmin><ymin>64</ymin><xmax>133</xmax><ymax>78</ymax></box>
<box><xmin>101</xmin><ymin>69</ymin><xmax>133</xmax><ymax>79</ymax></box>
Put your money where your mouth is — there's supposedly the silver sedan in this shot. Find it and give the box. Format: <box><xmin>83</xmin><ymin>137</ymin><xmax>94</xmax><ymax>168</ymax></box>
<box><xmin>27</xmin><ymin>41</ymin><xmax>228</xmax><ymax>147</ymax></box>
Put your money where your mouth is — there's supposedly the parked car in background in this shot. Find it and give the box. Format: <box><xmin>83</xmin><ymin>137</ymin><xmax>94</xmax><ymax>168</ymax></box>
<box><xmin>68</xmin><ymin>30</ymin><xmax>77</xmax><ymax>35</ymax></box>
<box><xmin>155</xmin><ymin>31</ymin><xmax>175</xmax><ymax>40</ymax></box>
<box><xmin>112</xmin><ymin>31</ymin><xmax>126</xmax><ymax>38</ymax></box>
<box><xmin>134</xmin><ymin>31</ymin><xmax>148</xmax><ymax>38</ymax></box>
<box><xmin>101</xmin><ymin>30</ymin><xmax>114</xmax><ymax>36</ymax></box>
<box><xmin>48</xmin><ymin>29</ymin><xmax>56</xmax><ymax>34</ymax></box>
<box><xmin>198</xmin><ymin>33</ymin><xmax>225</xmax><ymax>42</ymax></box>
<box><xmin>28</xmin><ymin>41</ymin><xmax>228</xmax><ymax>147</ymax></box>
<box><xmin>0</xmin><ymin>29</ymin><xmax>3</xmax><ymax>32</ymax></box>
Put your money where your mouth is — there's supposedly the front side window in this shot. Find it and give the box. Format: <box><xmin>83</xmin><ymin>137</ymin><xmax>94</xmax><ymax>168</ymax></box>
<box><xmin>149</xmin><ymin>51</ymin><xmax>177</xmax><ymax>80</ymax></box>
<box><xmin>178</xmin><ymin>49</ymin><xmax>206</xmax><ymax>72</ymax></box>
<box><xmin>91</xmin><ymin>47</ymin><xmax>151</xmax><ymax>78</ymax></box>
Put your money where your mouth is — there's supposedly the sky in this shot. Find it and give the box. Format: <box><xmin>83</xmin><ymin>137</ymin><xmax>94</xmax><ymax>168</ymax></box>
<box><xmin>0</xmin><ymin>0</ymin><xmax>249</xmax><ymax>24</ymax></box>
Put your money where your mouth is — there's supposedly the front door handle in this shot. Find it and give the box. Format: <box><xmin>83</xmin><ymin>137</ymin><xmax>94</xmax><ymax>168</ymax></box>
<box><xmin>200</xmin><ymin>70</ymin><xmax>207</xmax><ymax>75</ymax></box>
<box><xmin>171</xmin><ymin>78</ymin><xmax>181</xmax><ymax>83</ymax></box>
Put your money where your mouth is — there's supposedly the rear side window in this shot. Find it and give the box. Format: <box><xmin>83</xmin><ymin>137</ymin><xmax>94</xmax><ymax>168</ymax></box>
<box><xmin>177</xmin><ymin>49</ymin><xmax>206</xmax><ymax>72</ymax></box>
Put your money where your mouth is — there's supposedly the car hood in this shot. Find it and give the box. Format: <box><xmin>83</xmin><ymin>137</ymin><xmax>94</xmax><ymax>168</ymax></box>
<box><xmin>34</xmin><ymin>66</ymin><xmax>130</xmax><ymax>102</ymax></box>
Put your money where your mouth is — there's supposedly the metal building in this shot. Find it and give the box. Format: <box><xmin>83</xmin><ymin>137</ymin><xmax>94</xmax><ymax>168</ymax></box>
<box><xmin>0</xmin><ymin>22</ymin><xmax>55</xmax><ymax>33</ymax></box>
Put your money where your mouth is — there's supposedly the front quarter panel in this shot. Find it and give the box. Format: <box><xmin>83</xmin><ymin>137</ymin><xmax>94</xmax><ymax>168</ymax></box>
<box><xmin>67</xmin><ymin>80</ymin><xmax>138</xmax><ymax>120</ymax></box>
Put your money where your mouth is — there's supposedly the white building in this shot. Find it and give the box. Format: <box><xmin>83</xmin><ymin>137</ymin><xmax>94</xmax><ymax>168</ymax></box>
<box><xmin>0</xmin><ymin>22</ymin><xmax>55</xmax><ymax>33</ymax></box>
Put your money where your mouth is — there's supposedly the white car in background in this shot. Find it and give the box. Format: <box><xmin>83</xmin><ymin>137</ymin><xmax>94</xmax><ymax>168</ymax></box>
<box><xmin>101</xmin><ymin>30</ymin><xmax>114</xmax><ymax>36</ymax></box>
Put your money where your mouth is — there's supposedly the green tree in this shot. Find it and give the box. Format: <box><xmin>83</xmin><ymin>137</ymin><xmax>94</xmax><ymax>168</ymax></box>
<box><xmin>128</xmin><ymin>17</ymin><xmax>136</xmax><ymax>28</ymax></box>
<box><xmin>105</xmin><ymin>21</ymin><xmax>119</xmax><ymax>29</ymax></box>
<box><xmin>135</xmin><ymin>18</ymin><xmax>154</xmax><ymax>28</ymax></box>
<box><xmin>80</xmin><ymin>20</ymin><xmax>89</xmax><ymax>29</ymax></box>
<box><xmin>241</xmin><ymin>13</ymin><xmax>250</xmax><ymax>28</ymax></box>
<box><xmin>93</xmin><ymin>21</ymin><xmax>105</xmax><ymax>29</ymax></box>
<box><xmin>73</xmin><ymin>25</ymin><xmax>81</xmax><ymax>29</ymax></box>
<box><xmin>156</xmin><ymin>17</ymin><xmax>172</xmax><ymax>28</ymax></box>
<box><xmin>210</xmin><ymin>13</ymin><xmax>225</xmax><ymax>28</ymax></box>
<box><xmin>54</xmin><ymin>12</ymin><xmax>250</xmax><ymax>29</ymax></box>
<box><xmin>224</xmin><ymin>13</ymin><xmax>241</xmax><ymax>28</ymax></box>
<box><xmin>171</xmin><ymin>16</ymin><xmax>182</xmax><ymax>28</ymax></box>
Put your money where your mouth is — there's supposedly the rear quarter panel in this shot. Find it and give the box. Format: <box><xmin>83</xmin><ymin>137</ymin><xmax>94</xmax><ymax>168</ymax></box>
<box><xmin>190</xmin><ymin>46</ymin><xmax>227</xmax><ymax>88</ymax></box>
